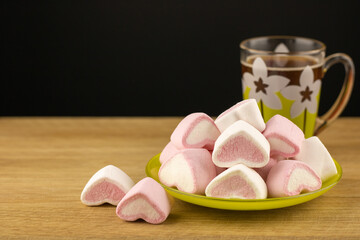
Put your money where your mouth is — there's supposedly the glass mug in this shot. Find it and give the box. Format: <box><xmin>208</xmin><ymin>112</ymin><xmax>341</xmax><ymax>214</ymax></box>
<box><xmin>240</xmin><ymin>36</ymin><xmax>354</xmax><ymax>138</ymax></box>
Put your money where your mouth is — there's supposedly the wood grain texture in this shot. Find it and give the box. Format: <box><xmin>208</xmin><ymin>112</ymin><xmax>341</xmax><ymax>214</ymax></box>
<box><xmin>0</xmin><ymin>117</ymin><xmax>359</xmax><ymax>239</ymax></box>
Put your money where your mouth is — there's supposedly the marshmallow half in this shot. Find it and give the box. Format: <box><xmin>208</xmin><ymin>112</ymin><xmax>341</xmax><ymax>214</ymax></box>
<box><xmin>212</xmin><ymin>120</ymin><xmax>270</xmax><ymax>168</ymax></box>
<box><xmin>116</xmin><ymin>177</ymin><xmax>171</xmax><ymax>224</ymax></box>
<box><xmin>205</xmin><ymin>164</ymin><xmax>267</xmax><ymax>199</ymax></box>
<box><xmin>171</xmin><ymin>112</ymin><xmax>220</xmax><ymax>150</ymax></box>
<box><xmin>263</xmin><ymin>115</ymin><xmax>305</xmax><ymax>158</ymax></box>
<box><xmin>81</xmin><ymin>165</ymin><xmax>135</xmax><ymax>206</ymax></box>
<box><xmin>158</xmin><ymin>148</ymin><xmax>216</xmax><ymax>195</ymax></box>
<box><xmin>266</xmin><ymin>160</ymin><xmax>322</xmax><ymax>198</ymax></box>
<box><xmin>215</xmin><ymin>99</ymin><xmax>266</xmax><ymax>133</ymax></box>
<box><xmin>295</xmin><ymin>136</ymin><xmax>337</xmax><ymax>182</ymax></box>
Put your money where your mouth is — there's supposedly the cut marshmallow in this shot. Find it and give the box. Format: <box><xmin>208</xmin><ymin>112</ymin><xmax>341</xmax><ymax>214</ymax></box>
<box><xmin>81</xmin><ymin>165</ymin><xmax>135</xmax><ymax>206</ymax></box>
<box><xmin>215</xmin><ymin>99</ymin><xmax>266</xmax><ymax>133</ymax></box>
<box><xmin>159</xmin><ymin>142</ymin><xmax>181</xmax><ymax>164</ymax></box>
<box><xmin>170</xmin><ymin>112</ymin><xmax>220</xmax><ymax>150</ymax></box>
<box><xmin>158</xmin><ymin>148</ymin><xmax>216</xmax><ymax>195</ymax></box>
<box><xmin>205</xmin><ymin>164</ymin><xmax>267</xmax><ymax>199</ymax></box>
<box><xmin>212</xmin><ymin>120</ymin><xmax>270</xmax><ymax>168</ymax></box>
<box><xmin>266</xmin><ymin>160</ymin><xmax>322</xmax><ymax>198</ymax></box>
<box><xmin>116</xmin><ymin>177</ymin><xmax>171</xmax><ymax>224</ymax></box>
<box><xmin>262</xmin><ymin>115</ymin><xmax>305</xmax><ymax>158</ymax></box>
<box><xmin>294</xmin><ymin>136</ymin><xmax>337</xmax><ymax>182</ymax></box>
<box><xmin>253</xmin><ymin>157</ymin><xmax>278</xmax><ymax>181</ymax></box>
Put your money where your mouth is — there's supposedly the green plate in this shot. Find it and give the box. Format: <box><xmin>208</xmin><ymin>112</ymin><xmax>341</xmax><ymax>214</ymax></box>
<box><xmin>145</xmin><ymin>153</ymin><xmax>342</xmax><ymax>210</ymax></box>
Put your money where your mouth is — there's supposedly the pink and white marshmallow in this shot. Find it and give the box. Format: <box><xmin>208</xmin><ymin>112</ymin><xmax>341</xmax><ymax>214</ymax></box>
<box><xmin>81</xmin><ymin>165</ymin><xmax>135</xmax><ymax>206</ymax></box>
<box><xmin>295</xmin><ymin>136</ymin><xmax>337</xmax><ymax>182</ymax></box>
<box><xmin>158</xmin><ymin>148</ymin><xmax>216</xmax><ymax>195</ymax></box>
<box><xmin>266</xmin><ymin>160</ymin><xmax>322</xmax><ymax>198</ymax></box>
<box><xmin>215</xmin><ymin>99</ymin><xmax>266</xmax><ymax>133</ymax></box>
<box><xmin>212</xmin><ymin>120</ymin><xmax>270</xmax><ymax>168</ymax></box>
<box><xmin>262</xmin><ymin>114</ymin><xmax>305</xmax><ymax>158</ymax></box>
<box><xmin>159</xmin><ymin>142</ymin><xmax>181</xmax><ymax>164</ymax></box>
<box><xmin>205</xmin><ymin>164</ymin><xmax>267</xmax><ymax>199</ymax></box>
<box><xmin>116</xmin><ymin>177</ymin><xmax>171</xmax><ymax>224</ymax></box>
<box><xmin>170</xmin><ymin>112</ymin><xmax>220</xmax><ymax>150</ymax></box>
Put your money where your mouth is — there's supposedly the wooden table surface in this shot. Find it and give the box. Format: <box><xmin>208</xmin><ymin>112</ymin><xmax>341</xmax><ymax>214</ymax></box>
<box><xmin>0</xmin><ymin>117</ymin><xmax>359</xmax><ymax>239</ymax></box>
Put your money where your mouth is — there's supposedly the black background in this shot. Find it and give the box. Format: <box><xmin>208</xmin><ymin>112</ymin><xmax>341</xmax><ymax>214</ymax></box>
<box><xmin>2</xmin><ymin>0</ymin><xmax>359</xmax><ymax>116</ymax></box>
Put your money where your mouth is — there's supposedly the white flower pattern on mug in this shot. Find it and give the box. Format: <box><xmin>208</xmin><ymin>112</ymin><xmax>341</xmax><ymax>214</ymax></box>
<box><xmin>242</xmin><ymin>57</ymin><xmax>290</xmax><ymax>111</ymax></box>
<box><xmin>280</xmin><ymin>66</ymin><xmax>321</xmax><ymax>118</ymax></box>
<box><xmin>274</xmin><ymin>43</ymin><xmax>290</xmax><ymax>53</ymax></box>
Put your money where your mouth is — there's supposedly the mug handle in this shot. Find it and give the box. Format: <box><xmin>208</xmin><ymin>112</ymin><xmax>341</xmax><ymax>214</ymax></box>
<box><xmin>314</xmin><ymin>53</ymin><xmax>355</xmax><ymax>135</ymax></box>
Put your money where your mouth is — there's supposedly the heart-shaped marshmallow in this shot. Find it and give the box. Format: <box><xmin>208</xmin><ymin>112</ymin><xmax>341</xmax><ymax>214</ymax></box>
<box><xmin>158</xmin><ymin>148</ymin><xmax>216</xmax><ymax>195</ymax></box>
<box><xmin>212</xmin><ymin>120</ymin><xmax>270</xmax><ymax>168</ymax></box>
<box><xmin>81</xmin><ymin>165</ymin><xmax>135</xmax><ymax>206</ymax></box>
<box><xmin>266</xmin><ymin>160</ymin><xmax>322</xmax><ymax>197</ymax></box>
<box><xmin>262</xmin><ymin>114</ymin><xmax>305</xmax><ymax>158</ymax></box>
<box><xmin>170</xmin><ymin>112</ymin><xmax>220</xmax><ymax>150</ymax></box>
<box><xmin>295</xmin><ymin>136</ymin><xmax>337</xmax><ymax>181</ymax></box>
<box><xmin>205</xmin><ymin>164</ymin><xmax>267</xmax><ymax>199</ymax></box>
<box><xmin>159</xmin><ymin>141</ymin><xmax>181</xmax><ymax>164</ymax></box>
<box><xmin>116</xmin><ymin>177</ymin><xmax>171</xmax><ymax>224</ymax></box>
<box><xmin>214</xmin><ymin>99</ymin><xmax>266</xmax><ymax>133</ymax></box>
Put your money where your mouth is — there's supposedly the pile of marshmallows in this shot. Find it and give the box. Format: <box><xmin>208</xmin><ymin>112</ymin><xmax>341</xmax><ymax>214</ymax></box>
<box><xmin>80</xmin><ymin>99</ymin><xmax>337</xmax><ymax>224</ymax></box>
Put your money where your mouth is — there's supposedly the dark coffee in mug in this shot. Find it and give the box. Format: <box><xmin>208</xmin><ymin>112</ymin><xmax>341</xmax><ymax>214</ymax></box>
<box><xmin>241</xmin><ymin>55</ymin><xmax>323</xmax><ymax>86</ymax></box>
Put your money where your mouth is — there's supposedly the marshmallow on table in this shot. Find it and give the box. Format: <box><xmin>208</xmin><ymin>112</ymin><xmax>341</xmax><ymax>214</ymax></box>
<box><xmin>215</xmin><ymin>99</ymin><xmax>266</xmax><ymax>133</ymax></box>
<box><xmin>81</xmin><ymin>165</ymin><xmax>135</xmax><ymax>206</ymax></box>
<box><xmin>159</xmin><ymin>142</ymin><xmax>181</xmax><ymax>164</ymax></box>
<box><xmin>266</xmin><ymin>160</ymin><xmax>322</xmax><ymax>198</ymax></box>
<box><xmin>295</xmin><ymin>136</ymin><xmax>337</xmax><ymax>182</ymax></box>
<box><xmin>205</xmin><ymin>164</ymin><xmax>267</xmax><ymax>199</ymax></box>
<box><xmin>158</xmin><ymin>148</ymin><xmax>216</xmax><ymax>195</ymax></box>
<box><xmin>253</xmin><ymin>157</ymin><xmax>278</xmax><ymax>181</ymax></box>
<box><xmin>212</xmin><ymin>120</ymin><xmax>270</xmax><ymax>168</ymax></box>
<box><xmin>262</xmin><ymin>114</ymin><xmax>305</xmax><ymax>158</ymax></box>
<box><xmin>116</xmin><ymin>177</ymin><xmax>171</xmax><ymax>224</ymax></box>
<box><xmin>170</xmin><ymin>112</ymin><xmax>220</xmax><ymax>150</ymax></box>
